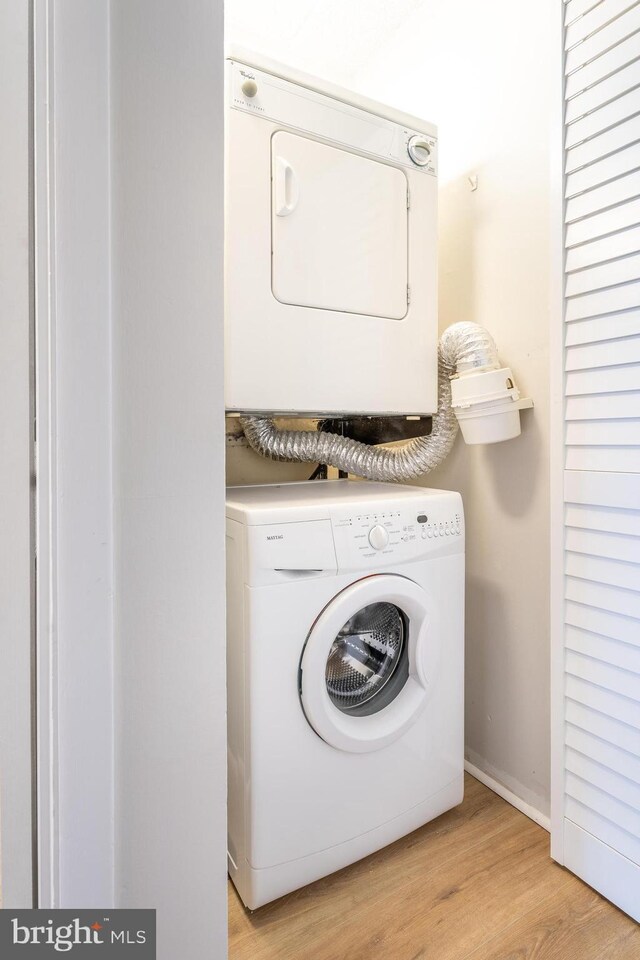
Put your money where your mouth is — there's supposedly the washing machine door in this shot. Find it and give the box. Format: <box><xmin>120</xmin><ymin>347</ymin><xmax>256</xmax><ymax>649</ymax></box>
<box><xmin>300</xmin><ymin>575</ymin><xmax>435</xmax><ymax>753</ymax></box>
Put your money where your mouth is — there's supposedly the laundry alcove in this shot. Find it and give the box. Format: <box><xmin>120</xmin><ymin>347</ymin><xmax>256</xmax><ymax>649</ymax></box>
<box><xmin>16</xmin><ymin>1</ymin><xmax>640</xmax><ymax>959</ymax></box>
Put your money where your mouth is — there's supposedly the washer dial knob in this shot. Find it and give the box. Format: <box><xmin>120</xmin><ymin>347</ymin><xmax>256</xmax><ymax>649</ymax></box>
<box><xmin>368</xmin><ymin>524</ymin><xmax>389</xmax><ymax>550</ymax></box>
<box><xmin>407</xmin><ymin>135</ymin><xmax>432</xmax><ymax>166</ymax></box>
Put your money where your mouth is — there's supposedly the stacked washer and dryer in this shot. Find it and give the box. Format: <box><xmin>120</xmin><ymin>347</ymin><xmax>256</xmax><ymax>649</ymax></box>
<box><xmin>225</xmin><ymin>49</ymin><xmax>465</xmax><ymax>910</ymax></box>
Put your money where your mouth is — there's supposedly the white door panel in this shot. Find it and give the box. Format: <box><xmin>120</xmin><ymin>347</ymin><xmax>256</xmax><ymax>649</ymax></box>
<box><xmin>554</xmin><ymin>0</ymin><xmax>640</xmax><ymax>921</ymax></box>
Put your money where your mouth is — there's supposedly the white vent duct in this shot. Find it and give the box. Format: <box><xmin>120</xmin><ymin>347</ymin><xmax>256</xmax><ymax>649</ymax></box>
<box><xmin>240</xmin><ymin>322</ymin><xmax>532</xmax><ymax>481</ymax></box>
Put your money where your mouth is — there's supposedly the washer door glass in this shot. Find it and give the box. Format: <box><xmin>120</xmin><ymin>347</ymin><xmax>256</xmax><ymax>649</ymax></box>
<box><xmin>300</xmin><ymin>574</ymin><xmax>432</xmax><ymax>753</ymax></box>
<box><xmin>325</xmin><ymin>601</ymin><xmax>409</xmax><ymax>716</ymax></box>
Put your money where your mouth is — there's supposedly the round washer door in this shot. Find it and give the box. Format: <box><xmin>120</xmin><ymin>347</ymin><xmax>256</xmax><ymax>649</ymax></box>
<box><xmin>300</xmin><ymin>575</ymin><xmax>434</xmax><ymax>753</ymax></box>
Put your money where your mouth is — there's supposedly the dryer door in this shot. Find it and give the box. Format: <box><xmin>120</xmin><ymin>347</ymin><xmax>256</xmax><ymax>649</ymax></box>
<box><xmin>300</xmin><ymin>575</ymin><xmax>435</xmax><ymax>753</ymax></box>
<box><xmin>271</xmin><ymin>131</ymin><xmax>409</xmax><ymax>320</ymax></box>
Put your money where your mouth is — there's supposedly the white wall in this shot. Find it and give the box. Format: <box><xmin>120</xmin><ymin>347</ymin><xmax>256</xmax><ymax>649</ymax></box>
<box><xmin>355</xmin><ymin>0</ymin><xmax>553</xmax><ymax>817</ymax></box>
<box><xmin>226</xmin><ymin>0</ymin><xmax>423</xmax><ymax>89</ymax></box>
<box><xmin>0</xmin><ymin>0</ymin><xmax>34</xmax><ymax>907</ymax></box>
<box><xmin>110</xmin><ymin>2</ymin><xmax>227</xmax><ymax>957</ymax></box>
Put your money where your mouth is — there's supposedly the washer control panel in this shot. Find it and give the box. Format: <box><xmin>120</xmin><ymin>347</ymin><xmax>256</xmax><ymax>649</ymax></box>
<box><xmin>330</xmin><ymin>496</ymin><xmax>464</xmax><ymax>568</ymax></box>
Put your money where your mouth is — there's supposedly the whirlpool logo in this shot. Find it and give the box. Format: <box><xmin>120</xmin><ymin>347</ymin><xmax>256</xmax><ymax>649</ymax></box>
<box><xmin>0</xmin><ymin>911</ymin><xmax>155</xmax><ymax>958</ymax></box>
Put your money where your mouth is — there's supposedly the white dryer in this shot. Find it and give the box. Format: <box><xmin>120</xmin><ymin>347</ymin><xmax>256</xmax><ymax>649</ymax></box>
<box><xmin>225</xmin><ymin>50</ymin><xmax>438</xmax><ymax>416</ymax></box>
<box><xmin>226</xmin><ymin>480</ymin><xmax>464</xmax><ymax>909</ymax></box>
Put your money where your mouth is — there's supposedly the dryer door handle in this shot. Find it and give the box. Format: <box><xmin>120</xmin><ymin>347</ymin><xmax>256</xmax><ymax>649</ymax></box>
<box><xmin>274</xmin><ymin>156</ymin><xmax>299</xmax><ymax>217</ymax></box>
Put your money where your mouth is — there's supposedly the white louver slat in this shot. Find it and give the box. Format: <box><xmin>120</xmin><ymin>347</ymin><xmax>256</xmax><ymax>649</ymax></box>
<box><xmin>565</xmin><ymin>0</ymin><xmax>605</xmax><ymax>27</ymax></box>
<box><xmin>565</xmin><ymin>250</ymin><xmax>640</xmax><ymax>292</ymax></box>
<box><xmin>565</xmin><ymin>169</ymin><xmax>640</xmax><ymax>222</ymax></box>
<box><xmin>565</xmin><ymin>28</ymin><xmax>640</xmax><ymax>96</ymax></box>
<box><xmin>566</xmin><ymin>115</ymin><xmax>640</xmax><ymax>172</ymax></box>
<box><xmin>566</xmin><ymin>142</ymin><xmax>640</xmax><ymax>199</ymax></box>
<box><xmin>567</xmin><ymin>699</ymin><xmax>640</xmax><ymax>756</ymax></box>
<box><xmin>565</xmin><ymin>308</ymin><xmax>640</xmax><ymax>343</ymax></box>
<box><xmin>566</xmin><ymin>392</ymin><xmax>640</xmax><ymax>418</ymax></box>
<box><xmin>565</xmin><ymin>195</ymin><xmax>640</xmax><ymax>244</ymax></box>
<box><xmin>565</xmin><ymin>5</ymin><xmax>640</xmax><ymax>72</ymax></box>
<box><xmin>565</xmin><ymin>58</ymin><xmax>640</xmax><ymax>123</ymax></box>
<box><xmin>565</xmin><ymin>0</ymin><xmax>639</xmax><ymax>48</ymax></box>
<box><xmin>565</xmin><ymin>283</ymin><xmax>640</xmax><ymax>320</ymax></box>
<box><xmin>565</xmin><ymin>223</ymin><xmax>640</xmax><ymax>269</ymax></box>
<box><xmin>566</xmin><ymin>332</ymin><xmax>640</xmax><ymax>365</ymax></box>
<box><xmin>554</xmin><ymin>0</ymin><xmax>640</xmax><ymax>921</ymax></box>
<box><xmin>565</xmin><ymin>88</ymin><xmax>640</xmax><ymax>148</ymax></box>
<box><xmin>566</xmin><ymin>626</ymin><xmax>640</xmax><ymax>671</ymax></box>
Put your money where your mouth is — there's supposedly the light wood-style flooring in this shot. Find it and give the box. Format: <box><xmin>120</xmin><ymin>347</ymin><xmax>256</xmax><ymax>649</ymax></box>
<box><xmin>229</xmin><ymin>773</ymin><xmax>638</xmax><ymax>960</ymax></box>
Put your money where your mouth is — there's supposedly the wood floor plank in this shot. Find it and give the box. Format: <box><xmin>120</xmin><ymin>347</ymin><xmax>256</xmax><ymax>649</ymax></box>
<box><xmin>306</xmin><ymin>822</ymin><xmax>569</xmax><ymax>960</ymax></box>
<box><xmin>462</xmin><ymin>873</ymin><xmax>639</xmax><ymax>960</ymax></box>
<box><xmin>229</xmin><ymin>777</ymin><xmax>506</xmax><ymax>937</ymax></box>
<box><xmin>228</xmin><ymin>776</ymin><xmax>636</xmax><ymax>960</ymax></box>
<box><xmin>230</xmin><ymin>773</ymin><xmax>500</xmax><ymax>942</ymax></box>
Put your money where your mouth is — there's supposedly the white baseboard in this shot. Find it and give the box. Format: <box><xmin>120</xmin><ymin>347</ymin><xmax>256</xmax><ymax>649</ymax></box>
<box><xmin>464</xmin><ymin>760</ymin><xmax>551</xmax><ymax>833</ymax></box>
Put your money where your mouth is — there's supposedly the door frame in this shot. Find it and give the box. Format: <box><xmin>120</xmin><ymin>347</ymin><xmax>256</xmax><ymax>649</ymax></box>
<box><xmin>0</xmin><ymin>0</ymin><xmax>36</xmax><ymax>909</ymax></box>
<box><xmin>549</xmin><ymin>0</ymin><xmax>567</xmax><ymax>866</ymax></box>
<box><xmin>32</xmin><ymin>0</ymin><xmax>115</xmax><ymax>907</ymax></box>
<box><xmin>31</xmin><ymin>4</ymin><xmax>228</xmax><ymax>954</ymax></box>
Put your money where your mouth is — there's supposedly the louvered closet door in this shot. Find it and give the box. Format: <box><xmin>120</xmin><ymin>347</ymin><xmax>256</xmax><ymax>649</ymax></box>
<box><xmin>555</xmin><ymin>0</ymin><xmax>640</xmax><ymax>921</ymax></box>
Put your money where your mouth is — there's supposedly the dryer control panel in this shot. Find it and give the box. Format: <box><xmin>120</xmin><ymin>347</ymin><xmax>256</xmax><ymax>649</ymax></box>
<box><xmin>228</xmin><ymin>60</ymin><xmax>437</xmax><ymax>175</ymax></box>
<box><xmin>330</xmin><ymin>496</ymin><xmax>464</xmax><ymax>570</ymax></box>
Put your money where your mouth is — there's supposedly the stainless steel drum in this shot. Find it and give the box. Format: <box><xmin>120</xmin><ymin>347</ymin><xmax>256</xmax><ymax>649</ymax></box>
<box><xmin>325</xmin><ymin>601</ymin><xmax>406</xmax><ymax>714</ymax></box>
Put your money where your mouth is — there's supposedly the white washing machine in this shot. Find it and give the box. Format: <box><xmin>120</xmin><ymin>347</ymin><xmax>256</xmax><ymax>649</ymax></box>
<box><xmin>226</xmin><ymin>479</ymin><xmax>465</xmax><ymax>909</ymax></box>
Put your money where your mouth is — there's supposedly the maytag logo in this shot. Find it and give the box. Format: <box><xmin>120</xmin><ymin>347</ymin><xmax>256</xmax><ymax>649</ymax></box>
<box><xmin>1</xmin><ymin>911</ymin><xmax>155</xmax><ymax>958</ymax></box>
<box><xmin>266</xmin><ymin>534</ymin><xmax>283</xmax><ymax>541</ymax></box>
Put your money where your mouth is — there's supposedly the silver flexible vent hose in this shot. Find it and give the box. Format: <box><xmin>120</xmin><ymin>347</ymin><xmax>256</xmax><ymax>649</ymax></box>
<box><xmin>240</xmin><ymin>322</ymin><xmax>501</xmax><ymax>482</ymax></box>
